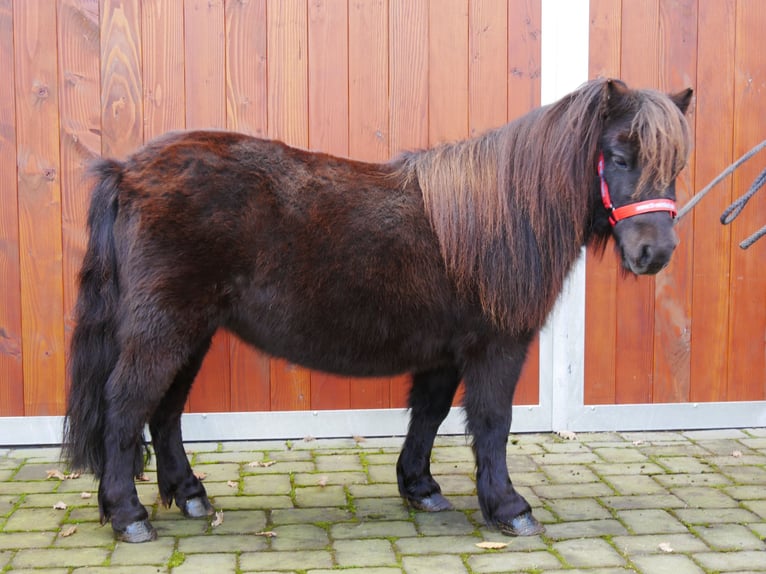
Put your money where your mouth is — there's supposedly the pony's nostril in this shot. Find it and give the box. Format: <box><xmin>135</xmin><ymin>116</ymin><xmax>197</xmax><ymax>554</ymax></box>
<box><xmin>639</xmin><ymin>244</ymin><xmax>652</xmax><ymax>267</ymax></box>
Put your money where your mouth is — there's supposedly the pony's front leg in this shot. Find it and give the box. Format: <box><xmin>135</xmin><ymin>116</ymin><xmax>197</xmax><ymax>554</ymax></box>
<box><xmin>462</xmin><ymin>337</ymin><xmax>544</xmax><ymax>536</ymax></box>
<box><xmin>397</xmin><ymin>366</ymin><xmax>461</xmax><ymax>511</ymax></box>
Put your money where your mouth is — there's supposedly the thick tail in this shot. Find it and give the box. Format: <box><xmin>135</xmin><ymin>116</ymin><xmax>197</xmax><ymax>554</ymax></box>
<box><xmin>62</xmin><ymin>160</ymin><xmax>123</xmax><ymax>477</ymax></box>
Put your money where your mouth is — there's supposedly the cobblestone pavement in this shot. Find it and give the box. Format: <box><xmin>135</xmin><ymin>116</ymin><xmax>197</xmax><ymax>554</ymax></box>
<box><xmin>1</xmin><ymin>428</ymin><xmax>765</xmax><ymax>573</ymax></box>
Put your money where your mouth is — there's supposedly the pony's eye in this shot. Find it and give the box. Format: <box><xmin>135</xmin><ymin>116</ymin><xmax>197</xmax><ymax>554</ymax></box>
<box><xmin>612</xmin><ymin>155</ymin><xmax>629</xmax><ymax>169</ymax></box>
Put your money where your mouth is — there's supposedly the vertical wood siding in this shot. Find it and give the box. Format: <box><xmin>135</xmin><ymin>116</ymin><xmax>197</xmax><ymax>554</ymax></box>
<box><xmin>0</xmin><ymin>1</ymin><xmax>762</xmax><ymax>417</ymax></box>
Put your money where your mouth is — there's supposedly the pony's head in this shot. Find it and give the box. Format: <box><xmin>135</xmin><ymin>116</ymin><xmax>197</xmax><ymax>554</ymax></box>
<box><xmin>594</xmin><ymin>80</ymin><xmax>693</xmax><ymax>274</ymax></box>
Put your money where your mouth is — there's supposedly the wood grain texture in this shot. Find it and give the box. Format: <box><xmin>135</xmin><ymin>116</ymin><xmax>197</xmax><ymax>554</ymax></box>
<box><xmin>652</xmin><ymin>0</ymin><xmax>697</xmax><ymax>403</ymax></box>
<box><xmin>142</xmin><ymin>0</ymin><xmax>185</xmax><ymax>139</ymax></box>
<box><xmin>225</xmin><ymin>0</ymin><xmax>271</xmax><ymax>411</ymax></box>
<box><xmin>100</xmin><ymin>0</ymin><xmax>142</xmax><ymax>158</ymax></box>
<box><xmin>307</xmin><ymin>0</ymin><xmax>351</xmax><ymax>409</ymax></box>
<box><xmin>689</xmin><ymin>0</ymin><xmax>735</xmax><ymax>402</ymax></box>
<box><xmin>429</xmin><ymin>0</ymin><xmax>468</xmax><ymax>145</ymax></box>
<box><xmin>389</xmin><ymin>0</ymin><xmax>428</xmax><ymax>153</ymax></box>
<box><xmin>0</xmin><ymin>0</ymin><xmax>23</xmax><ymax>416</ymax></box>
<box><xmin>584</xmin><ymin>0</ymin><xmax>621</xmax><ymax>405</ymax></box>
<box><xmin>387</xmin><ymin>0</ymin><xmax>429</xmax><ymax>406</ymax></box>
<box><xmin>14</xmin><ymin>0</ymin><xmax>66</xmax><ymax>415</ymax></box>
<box><xmin>469</xmin><ymin>0</ymin><xmax>507</xmax><ymax>136</ymax></box>
<box><xmin>267</xmin><ymin>0</ymin><xmax>312</xmax><ymax>411</ymax></box>
<box><xmin>225</xmin><ymin>0</ymin><xmax>267</xmax><ymax>138</ymax></box>
<box><xmin>507</xmin><ymin>0</ymin><xmax>541</xmax><ymax>121</ymax></box>
<box><xmin>58</xmin><ymin>0</ymin><xmax>101</xmax><ymax>378</ymax></box>
<box><xmin>183</xmin><ymin>0</ymin><xmax>231</xmax><ymax>413</ymax></box>
<box><xmin>614</xmin><ymin>0</ymin><xmax>659</xmax><ymax>404</ymax></box>
<box><xmin>348</xmin><ymin>0</ymin><xmax>400</xmax><ymax>409</ymax></box>
<box><xmin>727</xmin><ymin>0</ymin><xmax>766</xmax><ymax>400</ymax></box>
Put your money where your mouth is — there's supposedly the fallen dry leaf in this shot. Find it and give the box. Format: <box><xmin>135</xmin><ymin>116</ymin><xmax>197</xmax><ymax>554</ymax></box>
<box><xmin>46</xmin><ymin>469</ymin><xmax>66</xmax><ymax>480</ymax></box>
<box><xmin>353</xmin><ymin>435</ymin><xmax>366</xmax><ymax>444</ymax></box>
<box><xmin>136</xmin><ymin>473</ymin><xmax>150</xmax><ymax>482</ymax></box>
<box><xmin>80</xmin><ymin>492</ymin><xmax>92</xmax><ymax>499</ymax></box>
<box><xmin>658</xmin><ymin>542</ymin><xmax>673</xmax><ymax>553</ymax></box>
<box><xmin>632</xmin><ymin>439</ymin><xmax>645</xmax><ymax>446</ymax></box>
<box><xmin>317</xmin><ymin>476</ymin><xmax>328</xmax><ymax>487</ymax></box>
<box><xmin>53</xmin><ymin>501</ymin><xmax>67</xmax><ymax>510</ymax></box>
<box><xmin>227</xmin><ymin>480</ymin><xmax>238</xmax><ymax>488</ymax></box>
<box><xmin>255</xmin><ymin>531</ymin><xmax>277</xmax><ymax>538</ymax></box>
<box><xmin>303</xmin><ymin>435</ymin><xmax>316</xmax><ymax>442</ymax></box>
<box><xmin>476</xmin><ymin>541</ymin><xmax>508</xmax><ymax>550</ymax></box>
<box><xmin>211</xmin><ymin>510</ymin><xmax>224</xmax><ymax>528</ymax></box>
<box><xmin>194</xmin><ymin>471</ymin><xmax>207</xmax><ymax>480</ymax></box>
<box><xmin>732</xmin><ymin>450</ymin><xmax>743</xmax><ymax>458</ymax></box>
<box><xmin>556</xmin><ymin>430</ymin><xmax>577</xmax><ymax>441</ymax></box>
<box><xmin>60</xmin><ymin>525</ymin><xmax>78</xmax><ymax>537</ymax></box>
<box><xmin>248</xmin><ymin>461</ymin><xmax>275</xmax><ymax>468</ymax></box>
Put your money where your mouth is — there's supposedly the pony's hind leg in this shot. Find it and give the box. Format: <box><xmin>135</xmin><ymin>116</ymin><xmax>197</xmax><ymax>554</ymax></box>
<box><xmin>462</xmin><ymin>337</ymin><xmax>544</xmax><ymax>536</ymax></box>
<box><xmin>149</xmin><ymin>337</ymin><xmax>214</xmax><ymax>519</ymax></box>
<box><xmin>99</xmin><ymin>329</ymin><xmax>210</xmax><ymax>542</ymax></box>
<box><xmin>397</xmin><ymin>365</ymin><xmax>461</xmax><ymax>512</ymax></box>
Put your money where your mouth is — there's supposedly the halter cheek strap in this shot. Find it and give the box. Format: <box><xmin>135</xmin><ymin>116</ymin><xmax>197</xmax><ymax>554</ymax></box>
<box><xmin>598</xmin><ymin>152</ymin><xmax>678</xmax><ymax>226</ymax></box>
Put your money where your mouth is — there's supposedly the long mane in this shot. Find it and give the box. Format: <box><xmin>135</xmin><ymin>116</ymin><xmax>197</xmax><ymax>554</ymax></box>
<box><xmin>396</xmin><ymin>78</ymin><xmax>690</xmax><ymax>333</ymax></box>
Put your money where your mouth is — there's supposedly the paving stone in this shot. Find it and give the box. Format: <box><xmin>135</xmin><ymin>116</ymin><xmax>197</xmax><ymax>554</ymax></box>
<box><xmin>178</xmin><ymin>534</ymin><xmax>268</xmax><ymax>553</ymax></box>
<box><xmin>611</xmin><ymin>533</ymin><xmax>710</xmax><ymax>555</ymax></box>
<box><xmin>432</xmin><ymin>446</ymin><xmax>475</xmax><ymax>462</ymax></box>
<box><xmin>111</xmin><ymin>537</ymin><xmax>175</xmax><ymax>565</ymax></box>
<box><xmin>533</xmin><ymin>452</ymin><xmax>601</xmax><ymax>465</ymax></box>
<box><xmin>331</xmin><ymin>520</ymin><xmax>417</xmax><ymax>539</ymax></box>
<box><xmin>348</xmin><ymin>482</ymin><xmax>400</xmax><ymax>498</ymax></box>
<box><xmin>546</xmin><ymin>498</ymin><xmax>613</xmax><ymax>521</ymax></box>
<box><xmin>171</xmin><ymin>552</ymin><xmax>237</xmax><ymax>573</ymax></box>
<box><xmin>212</xmin><ymin>495</ymin><xmax>293</xmax><ymax>510</ymax></box>
<box><xmin>507</xmin><ymin>453</ymin><xmax>543</xmax><ymax>472</ymax></box>
<box><xmin>310</xmin><ymin>569</ymin><xmax>401</xmax><ymax>574</ymax></box>
<box><xmin>242</xmin><ymin>473</ymin><xmax>291</xmax><ymax>495</ymax></box>
<box><xmin>270</xmin><ymin>524</ymin><xmax>329</xmax><ymax>551</ymax></box>
<box><xmin>414</xmin><ymin>509</ymin><xmax>475</xmax><ymax>535</ymax></box>
<box><xmin>694</xmin><ymin>550</ymin><xmax>766</xmax><ymax>572</ymax></box>
<box><xmin>294</xmin><ymin>471</ymin><xmax>367</xmax><ymax>486</ymax></box>
<box><xmin>631</xmin><ymin>554</ymin><xmax>705</xmax><ymax>574</ymax></box>
<box><xmin>674</xmin><ymin>507</ymin><xmax>762</xmax><ymax>524</ymax></box>
<box><xmin>3</xmin><ymin>507</ymin><xmax>66</xmax><ymax>531</ymax></box>
<box><xmin>0</xmin><ymin>531</ymin><xmax>57</xmax><ymax>549</ymax></box>
<box><xmin>204</xmin><ymin>509</ymin><xmax>268</xmax><ymax>535</ymax></box>
<box><xmin>367</xmin><ymin>464</ymin><xmax>398</xmax><ymax>483</ymax></box>
<box><xmin>315</xmin><ymin>454</ymin><xmax>363</xmax><ymax>472</ymax></box>
<box><xmin>616</xmin><ymin>509</ymin><xmax>688</xmax><ymax>534</ymax></box>
<box><xmin>672</xmin><ymin>486</ymin><xmax>738</xmax><ymax>508</ymax></box>
<box><xmin>553</xmin><ymin>538</ymin><xmax>626</xmax><ymax>568</ymax></box>
<box><xmin>239</xmin><ymin>550</ymin><xmax>333</xmax><ymax>571</ymax></box>
<box><xmin>603</xmin><ymin>474</ymin><xmax>667</xmax><ymax>495</ymax></box>
<box><xmin>653</xmin><ymin>472</ymin><xmax>732</xmax><ymax>487</ymax></box>
<box><xmin>354</xmin><ymin>496</ymin><xmax>411</xmax><ymax>521</ymax></box>
<box><xmin>533</xmin><ymin>481</ymin><xmax>614</xmax><ymax>499</ymax></box>
<box><xmin>694</xmin><ymin>523</ymin><xmax>766</xmax><ymax>550</ymax></box>
<box><xmin>468</xmin><ymin>550</ymin><xmax>562</xmax><ymax>572</ymax></box>
<box><xmin>402</xmin><ymin>554</ymin><xmax>469</xmax><ymax>574</ymax></box>
<box><xmin>52</xmin><ymin>521</ymin><xmax>114</xmax><ymax>547</ymax></box>
<box><xmin>270</xmin><ymin>507</ymin><xmax>352</xmax><ymax>525</ymax></box>
<box><xmin>12</xmin><ymin>547</ymin><xmax>109</xmax><ymax>569</ymax></box>
<box><xmin>590</xmin><ymin>462</ymin><xmax>665</xmax><ymax>476</ymax></box>
<box><xmin>294</xmin><ymin>485</ymin><xmax>347</xmax><ymax>507</ymax></box>
<box><xmin>722</xmin><ymin>466</ymin><xmax>766</xmax><ymax>485</ymax></box>
<box><xmin>594</xmin><ymin>447</ymin><xmax>650</xmax><ymax>463</ymax></box>
<box><xmin>333</xmin><ymin>538</ymin><xmax>397</xmax><ymax>567</ymax></box>
<box><xmin>600</xmin><ymin>494</ymin><xmax>685</xmax><ymax>510</ymax></box>
<box><xmin>543</xmin><ymin>464</ymin><xmax>601</xmax><ymax>483</ymax></box>
<box><xmin>655</xmin><ymin>456</ymin><xmax>715</xmax><ymax>474</ymax></box>
<box><xmin>241</xmin><ymin>460</ymin><xmax>315</xmax><ymax>474</ymax></box>
<box><xmin>543</xmin><ymin>519</ymin><xmax>628</xmax><ymax>540</ymax></box>
<box><xmin>684</xmin><ymin>429</ymin><xmax>749</xmax><ymax>439</ymax></box>
<box><xmin>396</xmin><ymin>534</ymin><xmax>484</xmax><ymax>555</ymax></box>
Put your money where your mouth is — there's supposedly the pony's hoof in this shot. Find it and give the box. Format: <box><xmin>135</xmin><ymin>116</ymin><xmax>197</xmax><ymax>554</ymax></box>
<box><xmin>498</xmin><ymin>512</ymin><xmax>545</xmax><ymax>537</ymax></box>
<box><xmin>408</xmin><ymin>493</ymin><xmax>454</xmax><ymax>512</ymax></box>
<box><xmin>115</xmin><ymin>520</ymin><xmax>158</xmax><ymax>543</ymax></box>
<box><xmin>183</xmin><ymin>496</ymin><xmax>214</xmax><ymax>518</ymax></box>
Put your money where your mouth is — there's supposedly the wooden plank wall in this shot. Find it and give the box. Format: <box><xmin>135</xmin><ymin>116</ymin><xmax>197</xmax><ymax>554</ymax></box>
<box><xmin>0</xmin><ymin>0</ymin><xmax>541</xmax><ymax>416</ymax></box>
<box><xmin>585</xmin><ymin>0</ymin><xmax>766</xmax><ymax>405</ymax></box>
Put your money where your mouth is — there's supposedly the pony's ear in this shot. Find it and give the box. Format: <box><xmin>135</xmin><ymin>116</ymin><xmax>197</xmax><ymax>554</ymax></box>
<box><xmin>669</xmin><ymin>88</ymin><xmax>694</xmax><ymax>114</ymax></box>
<box><xmin>602</xmin><ymin>78</ymin><xmax>630</xmax><ymax>115</ymax></box>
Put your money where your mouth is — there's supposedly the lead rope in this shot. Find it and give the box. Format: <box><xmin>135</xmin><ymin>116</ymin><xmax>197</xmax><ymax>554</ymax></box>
<box><xmin>675</xmin><ymin>138</ymin><xmax>766</xmax><ymax>249</ymax></box>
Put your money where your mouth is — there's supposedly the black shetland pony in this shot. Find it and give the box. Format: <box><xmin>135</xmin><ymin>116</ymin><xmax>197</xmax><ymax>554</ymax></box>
<box><xmin>64</xmin><ymin>79</ymin><xmax>692</xmax><ymax>542</ymax></box>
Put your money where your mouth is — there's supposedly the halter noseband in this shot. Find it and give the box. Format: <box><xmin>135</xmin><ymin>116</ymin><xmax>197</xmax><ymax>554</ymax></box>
<box><xmin>598</xmin><ymin>152</ymin><xmax>678</xmax><ymax>226</ymax></box>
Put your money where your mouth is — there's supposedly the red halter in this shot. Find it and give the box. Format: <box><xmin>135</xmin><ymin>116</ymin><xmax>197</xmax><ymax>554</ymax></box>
<box><xmin>598</xmin><ymin>152</ymin><xmax>677</xmax><ymax>226</ymax></box>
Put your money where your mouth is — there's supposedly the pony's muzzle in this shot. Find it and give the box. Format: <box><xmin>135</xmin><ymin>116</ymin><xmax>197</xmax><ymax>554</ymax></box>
<box><xmin>615</xmin><ymin>213</ymin><xmax>679</xmax><ymax>275</ymax></box>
